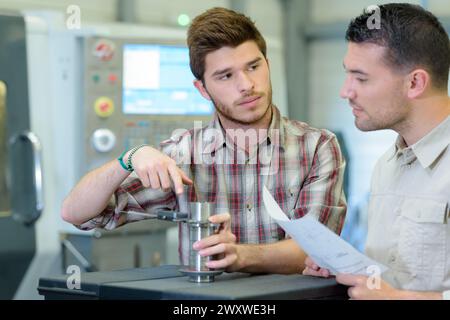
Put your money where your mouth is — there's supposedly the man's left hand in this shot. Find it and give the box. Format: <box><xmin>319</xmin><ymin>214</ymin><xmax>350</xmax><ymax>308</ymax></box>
<box><xmin>192</xmin><ymin>213</ymin><xmax>241</xmax><ymax>271</ymax></box>
<box><xmin>336</xmin><ymin>273</ymin><xmax>403</xmax><ymax>300</ymax></box>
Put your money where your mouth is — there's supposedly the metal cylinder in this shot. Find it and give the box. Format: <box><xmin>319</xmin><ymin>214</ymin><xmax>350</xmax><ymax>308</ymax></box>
<box><xmin>189</xmin><ymin>224</ymin><xmax>215</xmax><ymax>271</ymax></box>
<box><xmin>189</xmin><ymin>202</ymin><xmax>211</xmax><ymax>222</ymax></box>
<box><xmin>179</xmin><ymin>202</ymin><xmax>223</xmax><ymax>283</ymax></box>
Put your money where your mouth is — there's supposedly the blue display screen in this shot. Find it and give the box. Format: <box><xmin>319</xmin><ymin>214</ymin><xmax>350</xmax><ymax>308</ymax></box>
<box><xmin>122</xmin><ymin>44</ymin><xmax>213</xmax><ymax>115</ymax></box>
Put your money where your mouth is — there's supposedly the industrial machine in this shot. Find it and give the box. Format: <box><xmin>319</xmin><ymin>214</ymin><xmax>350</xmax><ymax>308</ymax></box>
<box><xmin>0</xmin><ymin>11</ymin><xmax>41</xmax><ymax>299</ymax></box>
<box><xmin>24</xmin><ymin>11</ymin><xmax>214</xmax><ymax>291</ymax></box>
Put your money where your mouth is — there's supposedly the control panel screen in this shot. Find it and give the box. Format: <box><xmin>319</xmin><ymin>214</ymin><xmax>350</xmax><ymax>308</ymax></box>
<box><xmin>123</xmin><ymin>44</ymin><xmax>213</xmax><ymax>115</ymax></box>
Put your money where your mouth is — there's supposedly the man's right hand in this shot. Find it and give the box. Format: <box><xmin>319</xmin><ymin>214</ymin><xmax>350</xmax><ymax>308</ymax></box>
<box><xmin>302</xmin><ymin>256</ymin><xmax>332</xmax><ymax>278</ymax></box>
<box><xmin>126</xmin><ymin>146</ymin><xmax>193</xmax><ymax>194</ymax></box>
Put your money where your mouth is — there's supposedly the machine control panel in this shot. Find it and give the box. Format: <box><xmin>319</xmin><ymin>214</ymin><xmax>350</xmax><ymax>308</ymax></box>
<box><xmin>82</xmin><ymin>37</ymin><xmax>213</xmax><ymax>172</ymax></box>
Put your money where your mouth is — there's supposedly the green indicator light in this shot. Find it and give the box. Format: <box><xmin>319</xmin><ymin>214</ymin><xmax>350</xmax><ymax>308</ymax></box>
<box><xmin>177</xmin><ymin>14</ymin><xmax>190</xmax><ymax>27</ymax></box>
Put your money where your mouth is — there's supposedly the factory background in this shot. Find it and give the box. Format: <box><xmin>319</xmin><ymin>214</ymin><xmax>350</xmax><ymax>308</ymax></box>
<box><xmin>0</xmin><ymin>0</ymin><xmax>449</xmax><ymax>299</ymax></box>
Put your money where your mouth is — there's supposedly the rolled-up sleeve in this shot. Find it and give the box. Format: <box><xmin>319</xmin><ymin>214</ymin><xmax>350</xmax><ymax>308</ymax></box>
<box><xmin>74</xmin><ymin>134</ymin><xmax>190</xmax><ymax>231</ymax></box>
<box><xmin>292</xmin><ymin>132</ymin><xmax>347</xmax><ymax>234</ymax></box>
<box><xmin>75</xmin><ymin>173</ymin><xmax>177</xmax><ymax>231</ymax></box>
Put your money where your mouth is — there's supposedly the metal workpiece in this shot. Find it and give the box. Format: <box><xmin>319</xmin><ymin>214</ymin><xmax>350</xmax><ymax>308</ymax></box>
<box><xmin>155</xmin><ymin>201</ymin><xmax>224</xmax><ymax>283</ymax></box>
<box><xmin>179</xmin><ymin>202</ymin><xmax>223</xmax><ymax>283</ymax></box>
<box><xmin>189</xmin><ymin>201</ymin><xmax>211</xmax><ymax>222</ymax></box>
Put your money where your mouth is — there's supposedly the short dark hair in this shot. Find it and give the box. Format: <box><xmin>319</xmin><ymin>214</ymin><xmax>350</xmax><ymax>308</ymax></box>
<box><xmin>187</xmin><ymin>7</ymin><xmax>267</xmax><ymax>81</ymax></box>
<box><xmin>346</xmin><ymin>3</ymin><xmax>450</xmax><ymax>90</ymax></box>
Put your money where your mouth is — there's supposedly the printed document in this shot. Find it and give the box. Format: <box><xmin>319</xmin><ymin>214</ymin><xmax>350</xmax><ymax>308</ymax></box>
<box><xmin>263</xmin><ymin>186</ymin><xmax>387</xmax><ymax>275</ymax></box>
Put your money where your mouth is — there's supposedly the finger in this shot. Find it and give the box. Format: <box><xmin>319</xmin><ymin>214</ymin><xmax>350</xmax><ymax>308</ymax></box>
<box><xmin>192</xmin><ymin>234</ymin><xmax>221</xmax><ymax>250</ymax></box>
<box><xmin>157</xmin><ymin>167</ymin><xmax>171</xmax><ymax>191</ymax></box>
<box><xmin>303</xmin><ymin>267</ymin><xmax>320</xmax><ymax>276</ymax></box>
<box><xmin>347</xmin><ymin>287</ymin><xmax>356</xmax><ymax>300</ymax></box>
<box><xmin>135</xmin><ymin>169</ymin><xmax>151</xmax><ymax>188</ymax></box>
<box><xmin>320</xmin><ymin>269</ymin><xmax>331</xmax><ymax>278</ymax></box>
<box><xmin>205</xmin><ymin>253</ymin><xmax>237</xmax><ymax>269</ymax></box>
<box><xmin>305</xmin><ymin>256</ymin><xmax>319</xmax><ymax>270</ymax></box>
<box><xmin>148</xmin><ymin>169</ymin><xmax>161</xmax><ymax>190</ymax></box>
<box><xmin>303</xmin><ymin>267</ymin><xmax>329</xmax><ymax>277</ymax></box>
<box><xmin>179</xmin><ymin>168</ymin><xmax>193</xmax><ymax>185</ymax></box>
<box><xmin>208</xmin><ymin>213</ymin><xmax>231</xmax><ymax>227</ymax></box>
<box><xmin>193</xmin><ymin>232</ymin><xmax>234</xmax><ymax>250</ymax></box>
<box><xmin>336</xmin><ymin>273</ymin><xmax>362</xmax><ymax>286</ymax></box>
<box><xmin>199</xmin><ymin>243</ymin><xmax>227</xmax><ymax>257</ymax></box>
<box><xmin>168</xmin><ymin>165</ymin><xmax>184</xmax><ymax>194</ymax></box>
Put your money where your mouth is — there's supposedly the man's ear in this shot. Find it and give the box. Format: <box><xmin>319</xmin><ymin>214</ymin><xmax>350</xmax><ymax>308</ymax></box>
<box><xmin>406</xmin><ymin>69</ymin><xmax>429</xmax><ymax>99</ymax></box>
<box><xmin>193</xmin><ymin>79</ymin><xmax>211</xmax><ymax>101</ymax></box>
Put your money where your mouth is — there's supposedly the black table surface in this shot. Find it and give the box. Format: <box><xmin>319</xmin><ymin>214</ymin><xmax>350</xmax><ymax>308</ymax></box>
<box><xmin>38</xmin><ymin>265</ymin><xmax>348</xmax><ymax>300</ymax></box>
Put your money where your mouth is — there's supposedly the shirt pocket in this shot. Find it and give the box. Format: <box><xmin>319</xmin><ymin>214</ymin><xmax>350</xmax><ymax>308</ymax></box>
<box><xmin>396</xmin><ymin>198</ymin><xmax>447</xmax><ymax>289</ymax></box>
<box><xmin>267</xmin><ymin>184</ymin><xmax>301</xmax><ymax>240</ymax></box>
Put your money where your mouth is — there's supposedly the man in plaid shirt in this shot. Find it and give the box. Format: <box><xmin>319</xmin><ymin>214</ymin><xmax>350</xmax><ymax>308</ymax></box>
<box><xmin>62</xmin><ymin>7</ymin><xmax>346</xmax><ymax>274</ymax></box>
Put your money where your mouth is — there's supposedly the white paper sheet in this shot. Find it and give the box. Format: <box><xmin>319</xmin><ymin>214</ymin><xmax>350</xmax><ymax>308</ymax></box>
<box><xmin>263</xmin><ymin>186</ymin><xmax>388</xmax><ymax>276</ymax></box>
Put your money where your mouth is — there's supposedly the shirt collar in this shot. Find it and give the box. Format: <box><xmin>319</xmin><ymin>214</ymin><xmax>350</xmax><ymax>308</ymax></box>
<box><xmin>201</xmin><ymin>105</ymin><xmax>284</xmax><ymax>154</ymax></box>
<box><xmin>387</xmin><ymin>115</ymin><xmax>450</xmax><ymax>168</ymax></box>
<box><xmin>386</xmin><ymin>135</ymin><xmax>407</xmax><ymax>162</ymax></box>
<box><xmin>412</xmin><ymin>115</ymin><xmax>450</xmax><ymax>168</ymax></box>
<box><xmin>267</xmin><ymin>106</ymin><xmax>284</xmax><ymax>147</ymax></box>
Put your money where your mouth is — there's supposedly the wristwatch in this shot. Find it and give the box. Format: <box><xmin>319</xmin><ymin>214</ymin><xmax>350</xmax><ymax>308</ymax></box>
<box><xmin>118</xmin><ymin>150</ymin><xmax>132</xmax><ymax>172</ymax></box>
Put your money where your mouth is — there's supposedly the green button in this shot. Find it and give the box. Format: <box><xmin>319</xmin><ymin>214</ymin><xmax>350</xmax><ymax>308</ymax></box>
<box><xmin>92</xmin><ymin>74</ymin><xmax>100</xmax><ymax>83</ymax></box>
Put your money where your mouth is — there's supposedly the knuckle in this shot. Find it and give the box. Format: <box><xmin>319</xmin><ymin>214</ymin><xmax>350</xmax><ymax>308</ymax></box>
<box><xmin>161</xmin><ymin>182</ymin><xmax>170</xmax><ymax>189</ymax></box>
<box><xmin>168</xmin><ymin>158</ymin><xmax>177</xmax><ymax>166</ymax></box>
<box><xmin>217</xmin><ymin>243</ymin><xmax>226</xmax><ymax>253</ymax></box>
<box><xmin>155</xmin><ymin>163</ymin><xmax>164</xmax><ymax>171</ymax></box>
<box><xmin>135</xmin><ymin>165</ymin><xmax>145</xmax><ymax>173</ymax></box>
<box><xmin>227</xmin><ymin>254</ymin><xmax>236</xmax><ymax>264</ymax></box>
<box><xmin>167</xmin><ymin>163</ymin><xmax>177</xmax><ymax>173</ymax></box>
<box><xmin>150</xmin><ymin>182</ymin><xmax>160</xmax><ymax>189</ymax></box>
<box><xmin>229</xmin><ymin>233</ymin><xmax>237</xmax><ymax>243</ymax></box>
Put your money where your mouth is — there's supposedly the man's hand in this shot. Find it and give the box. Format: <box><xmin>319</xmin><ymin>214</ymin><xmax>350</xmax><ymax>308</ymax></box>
<box><xmin>192</xmin><ymin>213</ymin><xmax>240</xmax><ymax>271</ymax></box>
<box><xmin>303</xmin><ymin>258</ymin><xmax>402</xmax><ymax>299</ymax></box>
<box><xmin>127</xmin><ymin>146</ymin><xmax>192</xmax><ymax>194</ymax></box>
<box><xmin>302</xmin><ymin>256</ymin><xmax>331</xmax><ymax>278</ymax></box>
<box><xmin>336</xmin><ymin>273</ymin><xmax>404</xmax><ymax>300</ymax></box>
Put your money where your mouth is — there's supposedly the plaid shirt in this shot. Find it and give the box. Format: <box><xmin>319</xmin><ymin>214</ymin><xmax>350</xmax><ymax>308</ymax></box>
<box><xmin>77</xmin><ymin>106</ymin><xmax>347</xmax><ymax>265</ymax></box>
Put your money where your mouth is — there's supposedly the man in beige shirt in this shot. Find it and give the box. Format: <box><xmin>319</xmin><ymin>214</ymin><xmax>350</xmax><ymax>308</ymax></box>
<box><xmin>304</xmin><ymin>3</ymin><xmax>450</xmax><ymax>299</ymax></box>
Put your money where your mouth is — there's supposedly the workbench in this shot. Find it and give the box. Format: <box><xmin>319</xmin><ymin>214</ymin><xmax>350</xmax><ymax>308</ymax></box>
<box><xmin>38</xmin><ymin>265</ymin><xmax>348</xmax><ymax>300</ymax></box>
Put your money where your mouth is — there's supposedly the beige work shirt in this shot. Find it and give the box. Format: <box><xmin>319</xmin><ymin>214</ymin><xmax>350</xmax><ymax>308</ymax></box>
<box><xmin>366</xmin><ymin>115</ymin><xmax>450</xmax><ymax>292</ymax></box>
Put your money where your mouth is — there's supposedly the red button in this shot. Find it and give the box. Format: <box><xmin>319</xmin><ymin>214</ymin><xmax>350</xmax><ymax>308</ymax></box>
<box><xmin>108</xmin><ymin>74</ymin><xmax>117</xmax><ymax>83</ymax></box>
<box><xmin>100</xmin><ymin>102</ymin><xmax>109</xmax><ymax>112</ymax></box>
